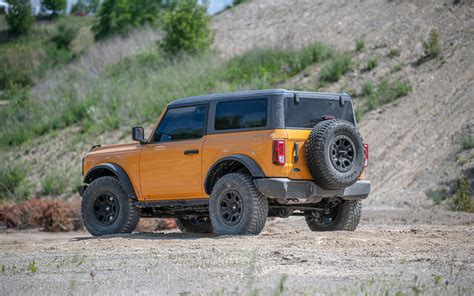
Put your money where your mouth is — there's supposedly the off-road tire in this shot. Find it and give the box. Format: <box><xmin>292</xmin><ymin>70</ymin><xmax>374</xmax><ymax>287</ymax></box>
<box><xmin>305</xmin><ymin>200</ymin><xmax>362</xmax><ymax>231</ymax></box>
<box><xmin>176</xmin><ymin>217</ymin><xmax>213</xmax><ymax>233</ymax></box>
<box><xmin>306</xmin><ymin>119</ymin><xmax>365</xmax><ymax>190</ymax></box>
<box><xmin>81</xmin><ymin>176</ymin><xmax>140</xmax><ymax>236</ymax></box>
<box><xmin>209</xmin><ymin>173</ymin><xmax>268</xmax><ymax>235</ymax></box>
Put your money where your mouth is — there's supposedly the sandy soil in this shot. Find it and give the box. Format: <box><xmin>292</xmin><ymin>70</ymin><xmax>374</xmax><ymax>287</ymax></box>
<box><xmin>0</xmin><ymin>207</ymin><xmax>472</xmax><ymax>295</ymax></box>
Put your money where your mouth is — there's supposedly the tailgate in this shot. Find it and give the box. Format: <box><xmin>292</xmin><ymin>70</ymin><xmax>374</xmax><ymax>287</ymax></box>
<box><xmin>285</xmin><ymin>129</ymin><xmax>313</xmax><ymax>180</ymax></box>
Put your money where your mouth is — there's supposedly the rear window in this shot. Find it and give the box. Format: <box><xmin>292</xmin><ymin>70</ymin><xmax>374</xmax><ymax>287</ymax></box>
<box><xmin>215</xmin><ymin>98</ymin><xmax>267</xmax><ymax>130</ymax></box>
<box><xmin>284</xmin><ymin>97</ymin><xmax>355</xmax><ymax>128</ymax></box>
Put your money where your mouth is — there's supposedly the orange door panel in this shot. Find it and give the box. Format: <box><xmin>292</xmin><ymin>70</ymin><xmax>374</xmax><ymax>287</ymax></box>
<box><xmin>139</xmin><ymin>138</ymin><xmax>205</xmax><ymax>200</ymax></box>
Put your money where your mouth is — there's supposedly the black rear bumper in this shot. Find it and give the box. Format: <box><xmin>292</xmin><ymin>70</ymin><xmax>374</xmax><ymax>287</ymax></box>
<box><xmin>254</xmin><ymin>178</ymin><xmax>370</xmax><ymax>203</ymax></box>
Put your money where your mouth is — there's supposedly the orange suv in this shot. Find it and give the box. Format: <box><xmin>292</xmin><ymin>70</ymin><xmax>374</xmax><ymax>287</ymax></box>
<box><xmin>79</xmin><ymin>89</ymin><xmax>370</xmax><ymax>236</ymax></box>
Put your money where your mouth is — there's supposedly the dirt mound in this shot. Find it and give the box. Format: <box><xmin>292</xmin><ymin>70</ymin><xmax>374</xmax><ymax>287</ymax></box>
<box><xmin>0</xmin><ymin>198</ymin><xmax>177</xmax><ymax>232</ymax></box>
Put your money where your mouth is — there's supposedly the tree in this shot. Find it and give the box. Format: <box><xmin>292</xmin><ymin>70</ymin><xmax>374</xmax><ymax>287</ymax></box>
<box><xmin>5</xmin><ymin>0</ymin><xmax>34</xmax><ymax>36</ymax></box>
<box><xmin>161</xmin><ymin>0</ymin><xmax>213</xmax><ymax>56</ymax></box>
<box><xmin>71</xmin><ymin>0</ymin><xmax>87</xmax><ymax>15</ymax></box>
<box><xmin>41</xmin><ymin>0</ymin><xmax>66</xmax><ymax>16</ymax></box>
<box><xmin>93</xmin><ymin>0</ymin><xmax>161</xmax><ymax>40</ymax></box>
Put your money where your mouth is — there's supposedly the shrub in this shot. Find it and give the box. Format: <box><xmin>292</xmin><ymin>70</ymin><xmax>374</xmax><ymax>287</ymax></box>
<box><xmin>459</xmin><ymin>133</ymin><xmax>474</xmax><ymax>150</ymax></box>
<box><xmin>93</xmin><ymin>0</ymin><xmax>161</xmax><ymax>40</ymax></box>
<box><xmin>224</xmin><ymin>43</ymin><xmax>331</xmax><ymax>85</ymax></box>
<box><xmin>0</xmin><ymin>163</ymin><xmax>30</xmax><ymax>201</ymax></box>
<box><xmin>366</xmin><ymin>57</ymin><xmax>378</xmax><ymax>71</ymax></box>
<box><xmin>361</xmin><ymin>81</ymin><xmax>375</xmax><ymax>97</ymax></box>
<box><xmin>450</xmin><ymin>177</ymin><xmax>473</xmax><ymax>212</ymax></box>
<box><xmin>355</xmin><ymin>38</ymin><xmax>364</xmax><ymax>52</ymax></box>
<box><xmin>387</xmin><ymin>48</ymin><xmax>400</xmax><ymax>58</ymax></box>
<box><xmin>360</xmin><ymin>79</ymin><xmax>412</xmax><ymax>113</ymax></box>
<box><xmin>426</xmin><ymin>189</ymin><xmax>447</xmax><ymax>205</ymax></box>
<box><xmin>161</xmin><ymin>0</ymin><xmax>213</xmax><ymax>56</ymax></box>
<box><xmin>52</xmin><ymin>18</ymin><xmax>80</xmax><ymax>49</ymax></box>
<box><xmin>319</xmin><ymin>54</ymin><xmax>352</xmax><ymax>83</ymax></box>
<box><xmin>422</xmin><ymin>29</ymin><xmax>441</xmax><ymax>59</ymax></box>
<box><xmin>42</xmin><ymin>170</ymin><xmax>67</xmax><ymax>195</ymax></box>
<box><xmin>41</xmin><ymin>0</ymin><xmax>67</xmax><ymax>16</ymax></box>
<box><xmin>5</xmin><ymin>0</ymin><xmax>34</xmax><ymax>36</ymax></box>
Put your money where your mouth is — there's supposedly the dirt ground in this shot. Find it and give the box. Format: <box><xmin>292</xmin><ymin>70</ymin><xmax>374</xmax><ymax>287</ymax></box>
<box><xmin>0</xmin><ymin>207</ymin><xmax>472</xmax><ymax>295</ymax></box>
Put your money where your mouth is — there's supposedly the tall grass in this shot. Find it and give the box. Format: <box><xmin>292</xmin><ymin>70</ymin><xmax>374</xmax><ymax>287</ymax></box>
<box><xmin>0</xmin><ymin>42</ymin><xmax>333</xmax><ymax>148</ymax></box>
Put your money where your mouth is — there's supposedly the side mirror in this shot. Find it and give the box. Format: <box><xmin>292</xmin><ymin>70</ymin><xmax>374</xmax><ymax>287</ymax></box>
<box><xmin>132</xmin><ymin>126</ymin><xmax>146</xmax><ymax>144</ymax></box>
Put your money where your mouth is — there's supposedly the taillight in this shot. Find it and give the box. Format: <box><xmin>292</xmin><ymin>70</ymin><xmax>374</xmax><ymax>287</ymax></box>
<box><xmin>273</xmin><ymin>140</ymin><xmax>285</xmax><ymax>165</ymax></box>
<box><xmin>363</xmin><ymin>143</ymin><xmax>369</xmax><ymax>167</ymax></box>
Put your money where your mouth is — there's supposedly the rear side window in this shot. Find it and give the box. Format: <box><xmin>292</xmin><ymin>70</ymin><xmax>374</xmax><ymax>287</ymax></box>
<box><xmin>215</xmin><ymin>98</ymin><xmax>267</xmax><ymax>130</ymax></box>
<box><xmin>153</xmin><ymin>105</ymin><xmax>207</xmax><ymax>142</ymax></box>
<box><xmin>284</xmin><ymin>97</ymin><xmax>355</xmax><ymax>128</ymax></box>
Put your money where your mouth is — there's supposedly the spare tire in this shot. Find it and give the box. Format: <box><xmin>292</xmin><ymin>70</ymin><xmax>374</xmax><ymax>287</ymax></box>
<box><xmin>306</xmin><ymin>119</ymin><xmax>364</xmax><ymax>190</ymax></box>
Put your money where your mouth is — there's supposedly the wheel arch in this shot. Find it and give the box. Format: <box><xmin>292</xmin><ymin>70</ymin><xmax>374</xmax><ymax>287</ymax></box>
<box><xmin>204</xmin><ymin>154</ymin><xmax>265</xmax><ymax>194</ymax></box>
<box><xmin>83</xmin><ymin>163</ymin><xmax>138</xmax><ymax>199</ymax></box>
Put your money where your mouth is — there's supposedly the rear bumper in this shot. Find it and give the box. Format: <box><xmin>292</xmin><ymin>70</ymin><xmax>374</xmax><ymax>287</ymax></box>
<box><xmin>254</xmin><ymin>178</ymin><xmax>370</xmax><ymax>203</ymax></box>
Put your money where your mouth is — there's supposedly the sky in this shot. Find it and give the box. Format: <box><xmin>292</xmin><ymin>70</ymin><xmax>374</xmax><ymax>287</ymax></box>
<box><xmin>206</xmin><ymin>0</ymin><xmax>234</xmax><ymax>15</ymax></box>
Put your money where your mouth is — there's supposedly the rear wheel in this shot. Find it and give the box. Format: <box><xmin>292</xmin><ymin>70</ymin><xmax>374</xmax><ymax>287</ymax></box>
<box><xmin>209</xmin><ymin>173</ymin><xmax>268</xmax><ymax>235</ymax></box>
<box><xmin>176</xmin><ymin>216</ymin><xmax>213</xmax><ymax>233</ymax></box>
<box><xmin>81</xmin><ymin>176</ymin><xmax>140</xmax><ymax>236</ymax></box>
<box><xmin>305</xmin><ymin>200</ymin><xmax>362</xmax><ymax>231</ymax></box>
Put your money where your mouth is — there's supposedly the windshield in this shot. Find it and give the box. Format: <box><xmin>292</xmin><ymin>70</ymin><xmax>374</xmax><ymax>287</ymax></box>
<box><xmin>284</xmin><ymin>97</ymin><xmax>355</xmax><ymax>128</ymax></box>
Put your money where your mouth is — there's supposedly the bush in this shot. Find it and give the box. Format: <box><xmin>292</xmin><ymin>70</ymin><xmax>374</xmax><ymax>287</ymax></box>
<box><xmin>42</xmin><ymin>170</ymin><xmax>67</xmax><ymax>195</ymax></box>
<box><xmin>161</xmin><ymin>0</ymin><xmax>213</xmax><ymax>56</ymax></box>
<box><xmin>0</xmin><ymin>163</ymin><xmax>31</xmax><ymax>201</ymax></box>
<box><xmin>319</xmin><ymin>54</ymin><xmax>352</xmax><ymax>83</ymax></box>
<box><xmin>387</xmin><ymin>48</ymin><xmax>400</xmax><ymax>58</ymax></box>
<box><xmin>422</xmin><ymin>29</ymin><xmax>441</xmax><ymax>59</ymax></box>
<box><xmin>355</xmin><ymin>38</ymin><xmax>364</xmax><ymax>52</ymax></box>
<box><xmin>359</xmin><ymin>79</ymin><xmax>412</xmax><ymax>113</ymax></box>
<box><xmin>52</xmin><ymin>18</ymin><xmax>80</xmax><ymax>49</ymax></box>
<box><xmin>426</xmin><ymin>189</ymin><xmax>447</xmax><ymax>205</ymax></box>
<box><xmin>5</xmin><ymin>0</ymin><xmax>34</xmax><ymax>36</ymax></box>
<box><xmin>366</xmin><ymin>57</ymin><xmax>378</xmax><ymax>71</ymax></box>
<box><xmin>93</xmin><ymin>0</ymin><xmax>161</xmax><ymax>40</ymax></box>
<box><xmin>41</xmin><ymin>0</ymin><xmax>67</xmax><ymax>16</ymax></box>
<box><xmin>450</xmin><ymin>177</ymin><xmax>473</xmax><ymax>212</ymax></box>
<box><xmin>459</xmin><ymin>133</ymin><xmax>474</xmax><ymax>150</ymax></box>
<box><xmin>70</xmin><ymin>0</ymin><xmax>87</xmax><ymax>15</ymax></box>
<box><xmin>224</xmin><ymin>43</ymin><xmax>331</xmax><ymax>85</ymax></box>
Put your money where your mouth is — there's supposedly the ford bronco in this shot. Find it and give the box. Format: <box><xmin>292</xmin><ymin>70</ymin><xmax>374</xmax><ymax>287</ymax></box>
<box><xmin>79</xmin><ymin>89</ymin><xmax>370</xmax><ymax>236</ymax></box>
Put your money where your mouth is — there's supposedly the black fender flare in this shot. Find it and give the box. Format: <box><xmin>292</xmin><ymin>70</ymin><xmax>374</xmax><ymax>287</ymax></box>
<box><xmin>204</xmin><ymin>154</ymin><xmax>265</xmax><ymax>194</ymax></box>
<box><xmin>83</xmin><ymin>163</ymin><xmax>137</xmax><ymax>199</ymax></box>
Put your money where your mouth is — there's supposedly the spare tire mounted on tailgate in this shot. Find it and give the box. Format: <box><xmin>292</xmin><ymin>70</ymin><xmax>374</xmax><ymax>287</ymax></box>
<box><xmin>306</xmin><ymin>119</ymin><xmax>364</xmax><ymax>190</ymax></box>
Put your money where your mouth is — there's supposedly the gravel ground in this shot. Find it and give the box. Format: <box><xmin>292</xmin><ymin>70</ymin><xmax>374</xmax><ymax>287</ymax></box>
<box><xmin>0</xmin><ymin>207</ymin><xmax>472</xmax><ymax>295</ymax></box>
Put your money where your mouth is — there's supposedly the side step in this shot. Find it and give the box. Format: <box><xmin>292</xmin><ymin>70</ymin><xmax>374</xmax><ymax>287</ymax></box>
<box><xmin>135</xmin><ymin>198</ymin><xmax>209</xmax><ymax>208</ymax></box>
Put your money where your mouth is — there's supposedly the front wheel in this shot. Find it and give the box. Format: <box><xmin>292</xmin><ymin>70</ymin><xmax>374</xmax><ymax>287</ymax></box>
<box><xmin>305</xmin><ymin>200</ymin><xmax>362</xmax><ymax>231</ymax></box>
<box><xmin>209</xmin><ymin>173</ymin><xmax>268</xmax><ymax>235</ymax></box>
<box><xmin>81</xmin><ymin>176</ymin><xmax>140</xmax><ymax>236</ymax></box>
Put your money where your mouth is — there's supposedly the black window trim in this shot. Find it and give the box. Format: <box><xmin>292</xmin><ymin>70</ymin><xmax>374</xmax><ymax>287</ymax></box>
<box><xmin>207</xmin><ymin>97</ymin><xmax>271</xmax><ymax>135</ymax></box>
<box><xmin>148</xmin><ymin>103</ymin><xmax>209</xmax><ymax>144</ymax></box>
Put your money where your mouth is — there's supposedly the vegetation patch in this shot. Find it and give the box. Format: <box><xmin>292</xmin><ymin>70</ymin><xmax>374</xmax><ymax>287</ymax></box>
<box><xmin>365</xmin><ymin>57</ymin><xmax>379</xmax><ymax>71</ymax></box>
<box><xmin>355</xmin><ymin>79</ymin><xmax>411</xmax><ymax>119</ymax></box>
<box><xmin>0</xmin><ymin>163</ymin><xmax>31</xmax><ymax>202</ymax></box>
<box><xmin>42</xmin><ymin>170</ymin><xmax>68</xmax><ymax>196</ymax></box>
<box><xmin>459</xmin><ymin>133</ymin><xmax>474</xmax><ymax>150</ymax></box>
<box><xmin>450</xmin><ymin>177</ymin><xmax>473</xmax><ymax>212</ymax></box>
<box><xmin>355</xmin><ymin>37</ymin><xmax>364</xmax><ymax>52</ymax></box>
<box><xmin>318</xmin><ymin>53</ymin><xmax>352</xmax><ymax>85</ymax></box>
<box><xmin>387</xmin><ymin>48</ymin><xmax>400</xmax><ymax>58</ymax></box>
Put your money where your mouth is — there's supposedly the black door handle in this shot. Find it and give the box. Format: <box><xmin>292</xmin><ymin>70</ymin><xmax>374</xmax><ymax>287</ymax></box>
<box><xmin>184</xmin><ymin>149</ymin><xmax>199</xmax><ymax>155</ymax></box>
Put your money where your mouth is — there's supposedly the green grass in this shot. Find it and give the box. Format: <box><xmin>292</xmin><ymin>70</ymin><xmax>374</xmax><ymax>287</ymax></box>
<box><xmin>0</xmin><ymin>42</ymin><xmax>334</xmax><ymax>150</ymax></box>
<box><xmin>450</xmin><ymin>177</ymin><xmax>473</xmax><ymax>213</ymax></box>
<box><xmin>319</xmin><ymin>53</ymin><xmax>352</xmax><ymax>84</ymax></box>
<box><xmin>366</xmin><ymin>57</ymin><xmax>379</xmax><ymax>71</ymax></box>
<box><xmin>357</xmin><ymin>79</ymin><xmax>412</xmax><ymax>114</ymax></box>
<box><xmin>426</xmin><ymin>189</ymin><xmax>447</xmax><ymax>205</ymax></box>
<box><xmin>387</xmin><ymin>48</ymin><xmax>400</xmax><ymax>58</ymax></box>
<box><xmin>355</xmin><ymin>38</ymin><xmax>364</xmax><ymax>52</ymax></box>
<box><xmin>422</xmin><ymin>29</ymin><xmax>441</xmax><ymax>59</ymax></box>
<box><xmin>0</xmin><ymin>16</ymin><xmax>93</xmax><ymax>90</ymax></box>
<box><xmin>42</xmin><ymin>170</ymin><xmax>68</xmax><ymax>196</ymax></box>
<box><xmin>0</xmin><ymin>163</ymin><xmax>31</xmax><ymax>202</ymax></box>
<box><xmin>459</xmin><ymin>133</ymin><xmax>474</xmax><ymax>150</ymax></box>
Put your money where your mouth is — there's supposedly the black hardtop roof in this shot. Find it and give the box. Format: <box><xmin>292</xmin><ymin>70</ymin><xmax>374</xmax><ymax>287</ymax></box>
<box><xmin>168</xmin><ymin>89</ymin><xmax>349</xmax><ymax>107</ymax></box>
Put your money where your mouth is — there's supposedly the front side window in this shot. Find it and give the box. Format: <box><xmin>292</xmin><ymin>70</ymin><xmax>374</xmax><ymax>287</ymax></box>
<box><xmin>215</xmin><ymin>98</ymin><xmax>267</xmax><ymax>130</ymax></box>
<box><xmin>153</xmin><ymin>105</ymin><xmax>207</xmax><ymax>142</ymax></box>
